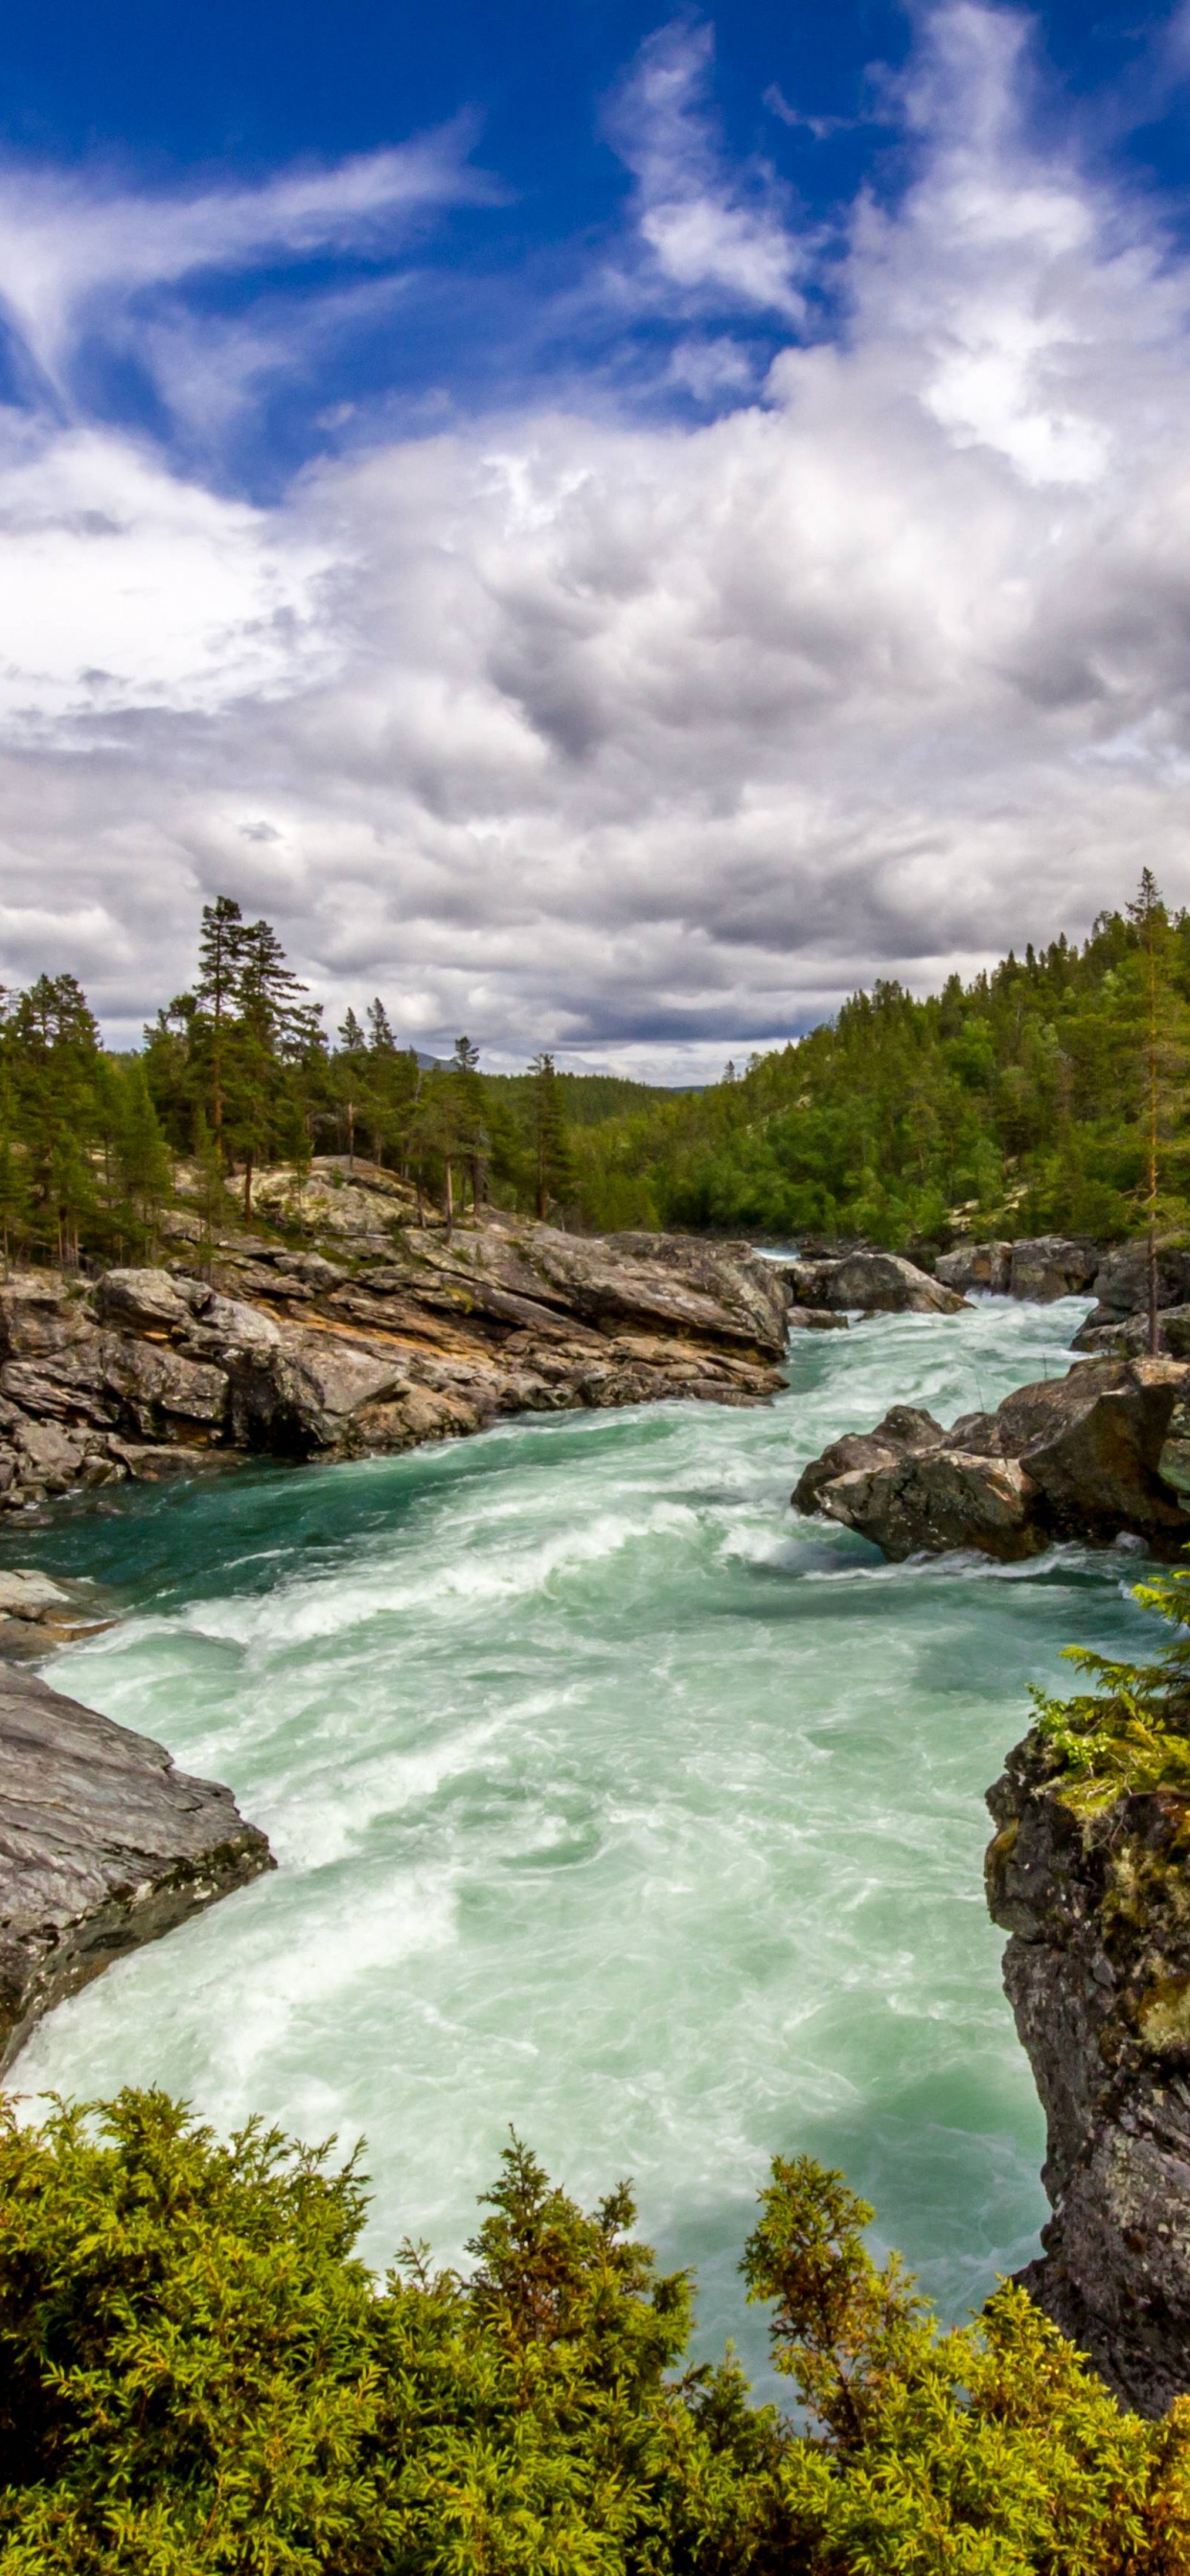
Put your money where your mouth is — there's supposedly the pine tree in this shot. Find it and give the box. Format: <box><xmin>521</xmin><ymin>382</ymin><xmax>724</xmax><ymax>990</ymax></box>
<box><xmin>195</xmin><ymin>896</ymin><xmax>245</xmax><ymax>1146</ymax></box>
<box><xmin>529</xmin><ymin>1052</ymin><xmax>573</xmax><ymax>1222</ymax></box>
<box><xmin>1126</xmin><ymin>869</ymin><xmax>1190</xmax><ymax>1353</ymax></box>
<box><xmin>450</xmin><ymin>1036</ymin><xmax>488</xmax><ymax>1210</ymax></box>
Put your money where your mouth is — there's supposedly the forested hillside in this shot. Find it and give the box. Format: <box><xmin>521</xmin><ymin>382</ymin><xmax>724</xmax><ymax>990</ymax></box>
<box><xmin>571</xmin><ymin>885</ymin><xmax>1190</xmax><ymax>1244</ymax></box>
<box><xmin>0</xmin><ymin>880</ymin><xmax>1184</xmax><ymax>1264</ymax></box>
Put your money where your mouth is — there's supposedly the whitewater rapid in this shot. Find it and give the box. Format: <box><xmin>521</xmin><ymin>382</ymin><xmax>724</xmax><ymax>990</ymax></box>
<box><xmin>8</xmin><ymin>1294</ymin><xmax>1164</xmax><ymax>2386</ymax></box>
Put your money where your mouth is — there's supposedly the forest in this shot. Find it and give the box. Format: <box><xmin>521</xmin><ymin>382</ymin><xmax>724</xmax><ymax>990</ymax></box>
<box><xmin>0</xmin><ymin>880</ymin><xmax>1186</xmax><ymax>1266</ymax></box>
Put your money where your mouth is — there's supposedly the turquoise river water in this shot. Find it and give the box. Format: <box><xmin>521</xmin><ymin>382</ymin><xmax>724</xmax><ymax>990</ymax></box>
<box><xmin>5</xmin><ymin>1293</ymin><xmax>1168</xmax><ymax>2390</ymax></box>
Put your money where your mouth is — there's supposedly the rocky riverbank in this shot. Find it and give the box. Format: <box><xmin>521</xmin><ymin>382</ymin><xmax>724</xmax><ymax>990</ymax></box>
<box><xmin>0</xmin><ymin>1662</ymin><xmax>272</xmax><ymax>2071</ymax></box>
<box><xmin>985</xmin><ymin>1702</ymin><xmax>1190</xmax><ymax>2416</ymax></box>
<box><xmin>0</xmin><ymin>1208</ymin><xmax>791</xmax><ymax>1516</ymax></box>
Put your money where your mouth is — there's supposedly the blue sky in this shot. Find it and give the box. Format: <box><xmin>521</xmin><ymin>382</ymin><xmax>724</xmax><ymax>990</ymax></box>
<box><xmin>4</xmin><ymin>3</ymin><xmax>1190</xmax><ymax>1071</ymax></box>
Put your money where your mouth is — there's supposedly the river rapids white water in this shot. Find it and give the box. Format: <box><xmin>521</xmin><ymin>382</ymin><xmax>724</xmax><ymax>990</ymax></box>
<box><xmin>8</xmin><ymin>1294</ymin><xmax>1169</xmax><ymax>2386</ymax></box>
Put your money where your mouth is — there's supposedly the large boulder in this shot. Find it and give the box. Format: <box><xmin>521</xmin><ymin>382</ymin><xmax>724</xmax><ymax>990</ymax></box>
<box><xmin>794</xmin><ymin>1357</ymin><xmax>1190</xmax><ymax>1557</ymax></box>
<box><xmin>1074</xmin><ymin>1302</ymin><xmax>1190</xmax><ymax>1359</ymax></box>
<box><xmin>1084</xmin><ymin>1240</ymin><xmax>1190</xmax><ymax>1327</ymax></box>
<box><xmin>1008</xmin><ymin>1236</ymin><xmax>1100</xmax><ymax>1300</ymax></box>
<box><xmin>0</xmin><ymin>1274</ymin><xmax>94</xmax><ymax>1358</ymax></box>
<box><xmin>785</xmin><ymin>1251</ymin><xmax>966</xmax><ymax>1315</ymax></box>
<box><xmin>791</xmin><ymin>1403</ymin><xmax>944</xmax><ymax>1514</ymax></box>
<box><xmin>935</xmin><ymin>1240</ymin><xmax>1012</xmax><ymax>1295</ymax></box>
<box><xmin>94</xmin><ymin>1268</ymin><xmax>193</xmax><ymax>1336</ymax></box>
<box><xmin>819</xmin><ymin>1449</ymin><xmax>1039</xmax><ymax>1561</ymax></box>
<box><xmin>0</xmin><ymin>1663</ymin><xmax>272</xmax><ymax>2071</ymax></box>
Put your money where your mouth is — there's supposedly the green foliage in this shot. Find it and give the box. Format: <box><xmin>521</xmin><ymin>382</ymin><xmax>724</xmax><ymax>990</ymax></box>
<box><xmin>3</xmin><ymin>2092</ymin><xmax>1190</xmax><ymax>2572</ymax></box>
<box><xmin>4</xmin><ymin>874</ymin><xmax>1190</xmax><ymax>1257</ymax></box>
<box><xmin>1032</xmin><ymin>1557</ymin><xmax>1190</xmax><ymax>1815</ymax></box>
<box><xmin>561</xmin><ymin>891</ymin><xmax>1190</xmax><ymax>1244</ymax></box>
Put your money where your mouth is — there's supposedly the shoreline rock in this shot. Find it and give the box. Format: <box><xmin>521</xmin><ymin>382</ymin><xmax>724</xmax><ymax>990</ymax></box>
<box><xmin>986</xmin><ymin>1728</ymin><xmax>1190</xmax><ymax>2416</ymax></box>
<box><xmin>777</xmin><ymin>1251</ymin><xmax>967</xmax><ymax>1315</ymax></box>
<box><xmin>793</xmin><ymin>1358</ymin><xmax>1190</xmax><ymax>1559</ymax></box>
<box><xmin>0</xmin><ymin>1663</ymin><xmax>272</xmax><ymax>2071</ymax></box>
<box><xmin>0</xmin><ymin>1224</ymin><xmax>793</xmax><ymax>1514</ymax></box>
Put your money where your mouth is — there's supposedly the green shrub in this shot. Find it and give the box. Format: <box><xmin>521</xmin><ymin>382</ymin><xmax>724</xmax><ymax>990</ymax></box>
<box><xmin>1</xmin><ymin>2092</ymin><xmax>1188</xmax><ymax>2571</ymax></box>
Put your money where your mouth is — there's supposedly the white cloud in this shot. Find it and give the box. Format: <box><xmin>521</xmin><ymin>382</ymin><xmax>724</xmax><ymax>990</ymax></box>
<box><xmin>605</xmin><ymin>19</ymin><xmax>810</xmax><ymax>320</ymax></box>
<box><xmin>0</xmin><ymin>124</ymin><xmax>488</xmax><ymax>406</ymax></box>
<box><xmin>5</xmin><ymin>5</ymin><xmax>1190</xmax><ymax>1075</ymax></box>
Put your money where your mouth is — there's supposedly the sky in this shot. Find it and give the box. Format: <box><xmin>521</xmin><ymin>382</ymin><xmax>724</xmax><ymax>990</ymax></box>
<box><xmin>5</xmin><ymin>4</ymin><xmax>1190</xmax><ymax>1074</ymax></box>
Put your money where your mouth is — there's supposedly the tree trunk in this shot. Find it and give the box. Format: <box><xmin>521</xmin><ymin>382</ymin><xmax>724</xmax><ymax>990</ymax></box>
<box><xmin>243</xmin><ymin>1150</ymin><xmax>254</xmax><ymax>1227</ymax></box>
<box><xmin>445</xmin><ymin>1160</ymin><xmax>454</xmax><ymax>1237</ymax></box>
<box><xmin>1149</xmin><ymin>1222</ymin><xmax>1160</xmax><ymax>1357</ymax></box>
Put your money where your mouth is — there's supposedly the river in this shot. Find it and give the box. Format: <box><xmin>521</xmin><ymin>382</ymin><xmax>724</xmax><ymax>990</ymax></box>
<box><xmin>7</xmin><ymin>1292</ymin><xmax>1165</xmax><ymax>2389</ymax></box>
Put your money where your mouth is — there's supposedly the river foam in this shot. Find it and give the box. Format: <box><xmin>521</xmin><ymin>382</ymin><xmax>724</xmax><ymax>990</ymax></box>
<box><xmin>7</xmin><ymin>1292</ymin><xmax>1168</xmax><ymax>2389</ymax></box>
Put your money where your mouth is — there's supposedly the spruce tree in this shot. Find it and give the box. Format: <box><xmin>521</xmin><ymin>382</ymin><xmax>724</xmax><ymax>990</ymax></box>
<box><xmin>195</xmin><ymin>896</ymin><xmax>245</xmax><ymax>1147</ymax></box>
<box><xmin>529</xmin><ymin>1051</ymin><xmax>573</xmax><ymax>1221</ymax></box>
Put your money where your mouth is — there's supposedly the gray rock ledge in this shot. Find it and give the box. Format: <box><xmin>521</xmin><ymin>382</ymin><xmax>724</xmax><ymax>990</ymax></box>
<box><xmin>0</xmin><ymin>1663</ymin><xmax>273</xmax><ymax>2071</ymax></box>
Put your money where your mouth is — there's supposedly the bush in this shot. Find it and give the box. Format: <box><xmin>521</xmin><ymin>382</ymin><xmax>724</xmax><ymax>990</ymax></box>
<box><xmin>1</xmin><ymin>2092</ymin><xmax>1188</xmax><ymax>2571</ymax></box>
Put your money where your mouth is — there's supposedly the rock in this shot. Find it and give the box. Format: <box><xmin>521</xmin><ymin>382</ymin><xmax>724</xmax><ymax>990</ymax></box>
<box><xmin>794</xmin><ymin>1358</ymin><xmax>1190</xmax><ymax>1557</ymax></box>
<box><xmin>986</xmin><ymin>1733</ymin><xmax>1190</xmax><ymax>2415</ymax></box>
<box><xmin>820</xmin><ymin>1449</ymin><xmax>1039</xmax><ymax>1560</ymax></box>
<box><xmin>996</xmin><ymin>1358</ymin><xmax>1189</xmax><ymax>1543</ymax></box>
<box><xmin>0</xmin><ymin>1662</ymin><xmax>273</xmax><ymax>2071</ymax></box>
<box><xmin>0</xmin><ymin>1273</ymin><xmax>94</xmax><ymax>1358</ymax></box>
<box><xmin>0</xmin><ymin>1229</ymin><xmax>790</xmax><ymax>1511</ymax></box>
<box><xmin>0</xmin><ymin>1570</ymin><xmax>72</xmax><ymax>1621</ymax></box>
<box><xmin>791</xmin><ymin>1403</ymin><xmax>944</xmax><ymax>1514</ymax></box>
<box><xmin>1085</xmin><ymin>1240</ymin><xmax>1190</xmax><ymax>1328</ymax></box>
<box><xmin>93</xmin><ymin>1334</ymin><xmax>230</xmax><ymax>1438</ymax></box>
<box><xmin>936</xmin><ymin>1240</ymin><xmax>1012</xmax><ymax>1295</ymax></box>
<box><xmin>818</xmin><ymin>1251</ymin><xmax>968</xmax><ymax>1315</ymax></box>
<box><xmin>105</xmin><ymin>1440</ymin><xmax>240</xmax><ymax>1481</ymax></box>
<box><xmin>1073</xmin><ymin>1305</ymin><xmax>1190</xmax><ymax>1361</ymax></box>
<box><xmin>245</xmin><ymin>1155</ymin><xmax>417</xmax><ymax>1239</ymax></box>
<box><xmin>94</xmin><ymin>1268</ymin><xmax>193</xmax><ymax>1336</ymax></box>
<box><xmin>1008</xmin><ymin>1236</ymin><xmax>1101</xmax><ymax>1300</ymax></box>
<box><xmin>787</xmin><ymin>1306</ymin><xmax>849</xmax><ymax>1331</ymax></box>
<box><xmin>11</xmin><ymin>1419</ymin><xmax>86</xmax><ymax>1493</ymax></box>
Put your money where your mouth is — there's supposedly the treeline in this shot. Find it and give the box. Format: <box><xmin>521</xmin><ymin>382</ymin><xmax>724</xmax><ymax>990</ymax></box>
<box><xmin>0</xmin><ymin>880</ymin><xmax>1186</xmax><ymax>1264</ymax></box>
<box><xmin>0</xmin><ymin>897</ymin><xmax>578</xmax><ymax>1264</ymax></box>
<box><xmin>570</xmin><ymin>881</ymin><xmax>1190</xmax><ymax>1245</ymax></box>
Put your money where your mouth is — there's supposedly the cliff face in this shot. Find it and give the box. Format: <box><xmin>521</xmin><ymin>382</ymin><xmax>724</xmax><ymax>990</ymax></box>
<box><xmin>0</xmin><ymin>1664</ymin><xmax>272</xmax><ymax>2071</ymax></box>
<box><xmin>0</xmin><ymin>1217</ymin><xmax>791</xmax><ymax>1515</ymax></box>
<box><xmin>986</xmin><ymin>1728</ymin><xmax>1190</xmax><ymax>2416</ymax></box>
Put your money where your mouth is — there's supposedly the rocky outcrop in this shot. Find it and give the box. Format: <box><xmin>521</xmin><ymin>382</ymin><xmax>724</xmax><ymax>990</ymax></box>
<box><xmin>935</xmin><ymin>1240</ymin><xmax>1013</xmax><ymax>1295</ymax></box>
<box><xmin>0</xmin><ymin>1663</ymin><xmax>272</xmax><ymax>2070</ymax></box>
<box><xmin>793</xmin><ymin>1358</ymin><xmax>1190</xmax><ymax>1559</ymax></box>
<box><xmin>781</xmin><ymin>1252</ymin><xmax>967</xmax><ymax>1315</ymax></box>
<box><xmin>986</xmin><ymin>1724</ymin><xmax>1190</xmax><ymax>2415</ymax></box>
<box><xmin>1008</xmin><ymin>1236</ymin><xmax>1100</xmax><ymax>1300</ymax></box>
<box><xmin>1080</xmin><ymin>1241</ymin><xmax>1190</xmax><ymax>1332</ymax></box>
<box><xmin>1075</xmin><ymin>1304</ymin><xmax>1190</xmax><ymax>1361</ymax></box>
<box><xmin>0</xmin><ymin>1223</ymin><xmax>791</xmax><ymax>1511</ymax></box>
<box><xmin>935</xmin><ymin>1235</ymin><xmax>1100</xmax><ymax>1300</ymax></box>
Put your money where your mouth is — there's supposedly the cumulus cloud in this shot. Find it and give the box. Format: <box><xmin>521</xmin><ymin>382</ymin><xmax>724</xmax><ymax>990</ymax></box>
<box><xmin>4</xmin><ymin>4</ymin><xmax>1190</xmax><ymax>1075</ymax></box>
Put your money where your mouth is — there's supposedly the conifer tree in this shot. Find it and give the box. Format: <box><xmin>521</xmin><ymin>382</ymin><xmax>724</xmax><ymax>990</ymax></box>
<box><xmin>529</xmin><ymin>1051</ymin><xmax>572</xmax><ymax>1221</ymax></box>
<box><xmin>195</xmin><ymin>895</ymin><xmax>245</xmax><ymax>1147</ymax></box>
<box><xmin>1126</xmin><ymin>868</ymin><xmax>1190</xmax><ymax>1353</ymax></box>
